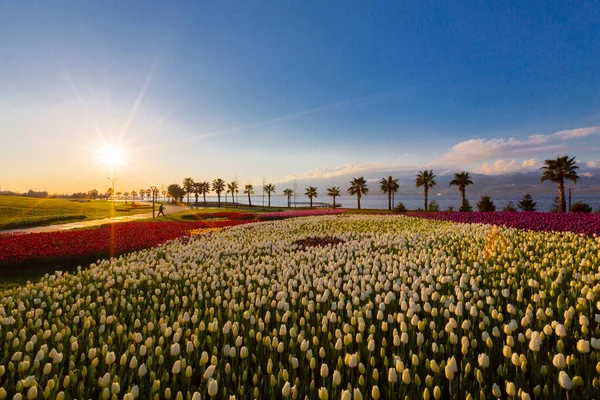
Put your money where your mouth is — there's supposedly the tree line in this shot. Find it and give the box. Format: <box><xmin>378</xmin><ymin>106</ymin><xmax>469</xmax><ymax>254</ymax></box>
<box><xmin>155</xmin><ymin>155</ymin><xmax>590</xmax><ymax>212</ymax></box>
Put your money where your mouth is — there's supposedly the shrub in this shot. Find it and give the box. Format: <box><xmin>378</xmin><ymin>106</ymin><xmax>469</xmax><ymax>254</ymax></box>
<box><xmin>428</xmin><ymin>201</ymin><xmax>440</xmax><ymax>212</ymax></box>
<box><xmin>570</xmin><ymin>201</ymin><xmax>592</xmax><ymax>213</ymax></box>
<box><xmin>446</xmin><ymin>205</ymin><xmax>455</xmax><ymax>212</ymax></box>
<box><xmin>476</xmin><ymin>196</ymin><xmax>496</xmax><ymax>212</ymax></box>
<box><xmin>503</xmin><ymin>201</ymin><xmax>517</xmax><ymax>212</ymax></box>
<box><xmin>518</xmin><ymin>193</ymin><xmax>537</xmax><ymax>212</ymax></box>
<box><xmin>550</xmin><ymin>196</ymin><xmax>561</xmax><ymax>213</ymax></box>
<box><xmin>394</xmin><ymin>203</ymin><xmax>407</xmax><ymax>212</ymax></box>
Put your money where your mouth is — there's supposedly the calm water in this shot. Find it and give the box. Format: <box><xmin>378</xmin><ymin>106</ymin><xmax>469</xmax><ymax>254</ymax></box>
<box><xmin>187</xmin><ymin>193</ymin><xmax>600</xmax><ymax>212</ymax></box>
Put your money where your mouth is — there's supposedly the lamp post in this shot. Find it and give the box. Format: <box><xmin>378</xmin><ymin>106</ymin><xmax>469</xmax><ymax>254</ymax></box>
<box><xmin>108</xmin><ymin>177</ymin><xmax>119</xmax><ymax>204</ymax></box>
<box><xmin>150</xmin><ymin>186</ymin><xmax>157</xmax><ymax>218</ymax></box>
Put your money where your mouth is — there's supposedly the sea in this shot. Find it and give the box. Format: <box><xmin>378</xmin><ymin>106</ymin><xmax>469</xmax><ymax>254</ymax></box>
<box><xmin>190</xmin><ymin>193</ymin><xmax>600</xmax><ymax>212</ymax></box>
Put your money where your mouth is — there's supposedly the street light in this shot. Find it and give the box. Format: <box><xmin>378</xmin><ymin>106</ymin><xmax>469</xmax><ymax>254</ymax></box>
<box><xmin>108</xmin><ymin>177</ymin><xmax>119</xmax><ymax>204</ymax></box>
<box><xmin>149</xmin><ymin>186</ymin><xmax>158</xmax><ymax>218</ymax></box>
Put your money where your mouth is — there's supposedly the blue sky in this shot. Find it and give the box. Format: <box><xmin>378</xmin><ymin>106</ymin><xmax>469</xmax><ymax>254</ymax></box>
<box><xmin>1</xmin><ymin>1</ymin><xmax>599</xmax><ymax>193</ymax></box>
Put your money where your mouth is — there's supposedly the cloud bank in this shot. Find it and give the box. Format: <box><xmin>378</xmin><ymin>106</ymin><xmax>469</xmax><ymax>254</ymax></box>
<box><xmin>283</xmin><ymin>126</ymin><xmax>599</xmax><ymax>183</ymax></box>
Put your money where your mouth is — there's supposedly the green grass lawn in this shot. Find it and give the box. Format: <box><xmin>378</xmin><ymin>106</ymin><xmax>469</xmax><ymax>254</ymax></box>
<box><xmin>143</xmin><ymin>204</ymin><xmax>287</xmax><ymax>222</ymax></box>
<box><xmin>0</xmin><ymin>196</ymin><xmax>152</xmax><ymax>230</ymax></box>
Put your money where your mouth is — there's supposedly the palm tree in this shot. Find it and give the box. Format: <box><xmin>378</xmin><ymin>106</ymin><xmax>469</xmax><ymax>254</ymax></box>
<box><xmin>415</xmin><ymin>170</ymin><xmax>437</xmax><ymax>211</ymax></box>
<box><xmin>244</xmin><ymin>184</ymin><xmax>254</xmax><ymax>206</ymax></box>
<box><xmin>123</xmin><ymin>192</ymin><xmax>129</xmax><ymax>204</ymax></box>
<box><xmin>212</xmin><ymin>178</ymin><xmax>226</xmax><ymax>207</ymax></box>
<box><xmin>380</xmin><ymin>176</ymin><xmax>400</xmax><ymax>211</ymax></box>
<box><xmin>161</xmin><ymin>190</ymin><xmax>167</xmax><ymax>203</ymax></box>
<box><xmin>200</xmin><ymin>182</ymin><xmax>210</xmax><ymax>206</ymax></box>
<box><xmin>139</xmin><ymin>188</ymin><xmax>146</xmax><ymax>202</ymax></box>
<box><xmin>183</xmin><ymin>178</ymin><xmax>194</xmax><ymax>206</ymax></box>
<box><xmin>541</xmin><ymin>155</ymin><xmax>579</xmax><ymax>212</ymax></box>
<box><xmin>228</xmin><ymin>181</ymin><xmax>239</xmax><ymax>205</ymax></box>
<box><xmin>263</xmin><ymin>183</ymin><xmax>276</xmax><ymax>207</ymax></box>
<box><xmin>116</xmin><ymin>191</ymin><xmax>122</xmax><ymax>200</ymax></box>
<box><xmin>327</xmin><ymin>187</ymin><xmax>341</xmax><ymax>209</ymax></box>
<box><xmin>305</xmin><ymin>186</ymin><xmax>318</xmax><ymax>208</ymax></box>
<box><xmin>131</xmin><ymin>190</ymin><xmax>137</xmax><ymax>203</ymax></box>
<box><xmin>283</xmin><ymin>188</ymin><xmax>293</xmax><ymax>208</ymax></box>
<box><xmin>449</xmin><ymin>171</ymin><xmax>473</xmax><ymax>211</ymax></box>
<box><xmin>348</xmin><ymin>177</ymin><xmax>369</xmax><ymax>210</ymax></box>
<box><xmin>145</xmin><ymin>189</ymin><xmax>151</xmax><ymax>201</ymax></box>
<box><xmin>390</xmin><ymin>179</ymin><xmax>399</xmax><ymax>209</ymax></box>
<box><xmin>192</xmin><ymin>182</ymin><xmax>202</xmax><ymax>206</ymax></box>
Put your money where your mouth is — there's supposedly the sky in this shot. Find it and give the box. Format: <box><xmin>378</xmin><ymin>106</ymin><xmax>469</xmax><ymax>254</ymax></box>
<box><xmin>1</xmin><ymin>1</ymin><xmax>599</xmax><ymax>194</ymax></box>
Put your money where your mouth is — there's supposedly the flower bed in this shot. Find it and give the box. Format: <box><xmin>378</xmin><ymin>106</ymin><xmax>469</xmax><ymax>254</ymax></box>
<box><xmin>259</xmin><ymin>208</ymin><xmax>347</xmax><ymax>218</ymax></box>
<box><xmin>0</xmin><ymin>219</ymin><xmax>255</xmax><ymax>267</ymax></box>
<box><xmin>405</xmin><ymin>211</ymin><xmax>600</xmax><ymax>236</ymax></box>
<box><xmin>0</xmin><ymin>215</ymin><xmax>598</xmax><ymax>398</ymax></box>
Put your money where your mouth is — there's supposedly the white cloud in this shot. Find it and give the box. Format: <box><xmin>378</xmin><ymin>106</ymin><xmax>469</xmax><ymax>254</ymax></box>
<box><xmin>551</xmin><ymin>126</ymin><xmax>600</xmax><ymax>140</ymax></box>
<box><xmin>433</xmin><ymin>126</ymin><xmax>598</xmax><ymax>167</ymax></box>
<box><xmin>586</xmin><ymin>160</ymin><xmax>599</xmax><ymax>168</ymax></box>
<box><xmin>475</xmin><ymin>159</ymin><xmax>539</xmax><ymax>175</ymax></box>
<box><xmin>286</xmin><ymin>163</ymin><xmax>386</xmax><ymax>180</ymax></box>
<box><xmin>435</xmin><ymin>136</ymin><xmax>560</xmax><ymax>165</ymax></box>
<box><xmin>581</xmin><ymin>172</ymin><xmax>594</xmax><ymax>177</ymax></box>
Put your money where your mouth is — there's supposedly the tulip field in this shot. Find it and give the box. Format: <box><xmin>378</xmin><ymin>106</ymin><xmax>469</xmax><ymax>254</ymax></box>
<box><xmin>406</xmin><ymin>211</ymin><xmax>600</xmax><ymax>236</ymax></box>
<box><xmin>1</xmin><ymin>214</ymin><xmax>599</xmax><ymax>399</ymax></box>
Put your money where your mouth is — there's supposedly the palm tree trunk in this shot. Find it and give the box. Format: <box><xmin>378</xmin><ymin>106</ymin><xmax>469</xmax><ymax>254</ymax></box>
<box><xmin>268</xmin><ymin>193</ymin><xmax>271</xmax><ymax>207</ymax></box>
<box><xmin>333</xmin><ymin>195</ymin><xmax>336</xmax><ymax>209</ymax></box>
<box><xmin>388</xmin><ymin>191</ymin><xmax>391</xmax><ymax>211</ymax></box>
<box><xmin>217</xmin><ymin>194</ymin><xmax>221</xmax><ymax>207</ymax></box>
<box><xmin>203</xmin><ymin>193</ymin><xmax>206</xmax><ymax>206</ymax></box>
<box><xmin>248</xmin><ymin>193</ymin><xmax>252</xmax><ymax>206</ymax></box>
<box><xmin>461</xmin><ymin>188</ymin><xmax>466</xmax><ymax>209</ymax></box>
<box><xmin>558</xmin><ymin>179</ymin><xmax>566</xmax><ymax>212</ymax></box>
<box><xmin>195</xmin><ymin>194</ymin><xmax>198</xmax><ymax>207</ymax></box>
<box><xmin>357</xmin><ymin>195</ymin><xmax>361</xmax><ymax>210</ymax></box>
<box><xmin>424</xmin><ymin>187</ymin><xmax>428</xmax><ymax>212</ymax></box>
<box><xmin>310</xmin><ymin>197</ymin><xmax>313</xmax><ymax>208</ymax></box>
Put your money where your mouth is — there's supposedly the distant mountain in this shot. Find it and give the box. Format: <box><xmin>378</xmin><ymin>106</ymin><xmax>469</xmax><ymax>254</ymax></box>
<box><xmin>270</xmin><ymin>168</ymin><xmax>600</xmax><ymax>196</ymax></box>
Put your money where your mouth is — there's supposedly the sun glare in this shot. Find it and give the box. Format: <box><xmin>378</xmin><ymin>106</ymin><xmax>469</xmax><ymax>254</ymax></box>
<box><xmin>98</xmin><ymin>145</ymin><xmax>125</xmax><ymax>166</ymax></box>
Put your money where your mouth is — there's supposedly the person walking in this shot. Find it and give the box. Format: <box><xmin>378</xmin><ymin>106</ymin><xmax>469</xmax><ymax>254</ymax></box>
<box><xmin>157</xmin><ymin>204</ymin><xmax>166</xmax><ymax>217</ymax></box>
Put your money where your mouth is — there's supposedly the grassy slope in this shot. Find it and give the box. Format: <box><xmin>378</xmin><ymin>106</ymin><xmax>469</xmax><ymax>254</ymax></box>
<box><xmin>141</xmin><ymin>205</ymin><xmax>287</xmax><ymax>222</ymax></box>
<box><xmin>0</xmin><ymin>196</ymin><xmax>152</xmax><ymax>230</ymax></box>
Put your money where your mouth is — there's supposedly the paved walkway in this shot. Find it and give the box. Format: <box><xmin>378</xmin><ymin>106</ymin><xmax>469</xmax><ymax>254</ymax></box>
<box><xmin>1</xmin><ymin>205</ymin><xmax>189</xmax><ymax>234</ymax></box>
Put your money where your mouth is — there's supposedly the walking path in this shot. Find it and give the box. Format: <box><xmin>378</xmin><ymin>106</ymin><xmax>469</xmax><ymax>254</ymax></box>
<box><xmin>1</xmin><ymin>205</ymin><xmax>189</xmax><ymax>234</ymax></box>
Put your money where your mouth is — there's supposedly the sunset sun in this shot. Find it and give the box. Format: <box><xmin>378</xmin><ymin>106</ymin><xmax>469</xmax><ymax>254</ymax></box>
<box><xmin>97</xmin><ymin>145</ymin><xmax>125</xmax><ymax>167</ymax></box>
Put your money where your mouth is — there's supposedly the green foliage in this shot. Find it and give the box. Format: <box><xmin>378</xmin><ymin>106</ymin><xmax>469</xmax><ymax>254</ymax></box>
<box><xmin>446</xmin><ymin>205</ymin><xmax>455</xmax><ymax>212</ymax></box>
<box><xmin>476</xmin><ymin>196</ymin><xmax>496</xmax><ymax>212</ymax></box>
<box><xmin>394</xmin><ymin>202</ymin><xmax>407</xmax><ymax>212</ymax></box>
<box><xmin>518</xmin><ymin>193</ymin><xmax>537</xmax><ymax>212</ymax></box>
<box><xmin>502</xmin><ymin>201</ymin><xmax>517</xmax><ymax>212</ymax></box>
<box><xmin>348</xmin><ymin>176</ymin><xmax>369</xmax><ymax>210</ymax></box>
<box><xmin>540</xmin><ymin>155</ymin><xmax>579</xmax><ymax>213</ymax></box>
<box><xmin>570</xmin><ymin>201</ymin><xmax>592</xmax><ymax>213</ymax></box>
<box><xmin>167</xmin><ymin>184</ymin><xmax>186</xmax><ymax>202</ymax></box>
<box><xmin>427</xmin><ymin>201</ymin><xmax>440</xmax><ymax>212</ymax></box>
